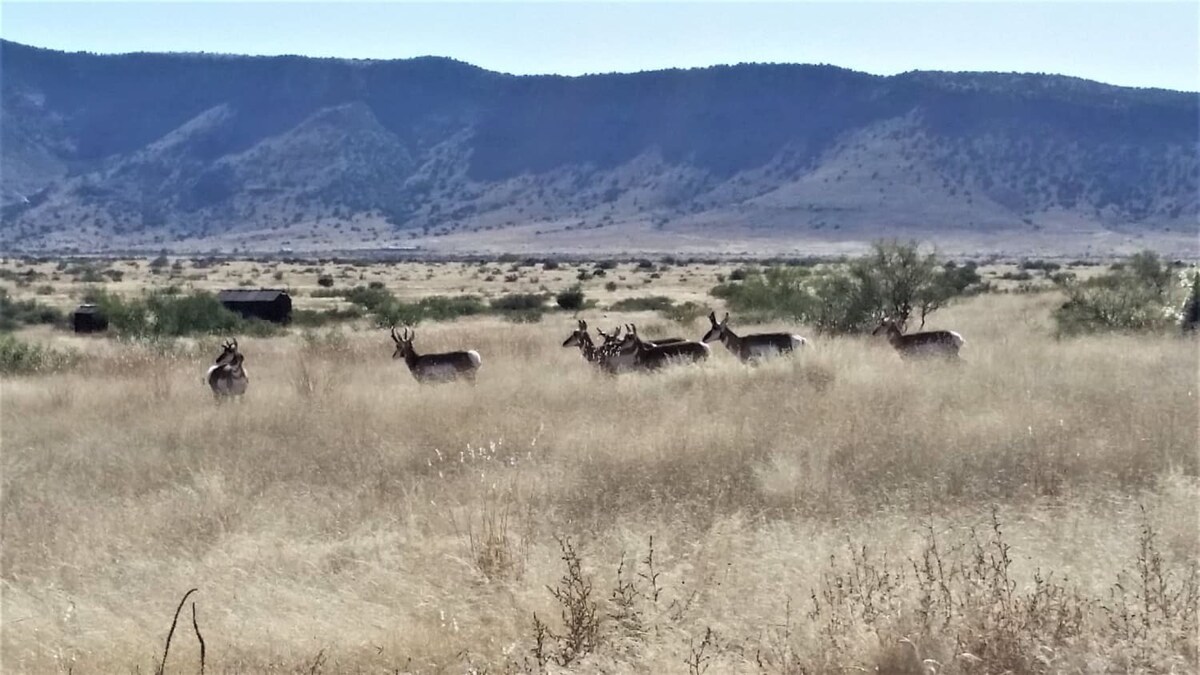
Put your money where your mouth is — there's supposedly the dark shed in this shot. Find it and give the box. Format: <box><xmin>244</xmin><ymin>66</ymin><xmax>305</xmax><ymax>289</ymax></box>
<box><xmin>218</xmin><ymin>289</ymin><xmax>292</xmax><ymax>324</ymax></box>
<box><xmin>72</xmin><ymin>304</ymin><xmax>108</xmax><ymax>334</ymax></box>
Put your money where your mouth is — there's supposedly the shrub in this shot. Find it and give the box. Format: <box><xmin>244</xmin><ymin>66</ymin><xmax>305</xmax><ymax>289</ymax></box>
<box><xmin>728</xmin><ymin>267</ymin><xmax>751</xmax><ymax>281</ymax></box>
<box><xmin>491</xmin><ymin>293</ymin><xmax>546</xmax><ymax>312</ymax></box>
<box><xmin>317</xmin><ymin>274</ymin><xmax>335</xmax><ymax>288</ymax></box>
<box><xmin>0</xmin><ymin>290</ymin><xmax>64</xmax><ymax>331</ymax></box>
<box><xmin>604</xmin><ymin>281</ymin><xmax>618</xmax><ymax>292</ymax></box>
<box><xmin>88</xmin><ymin>289</ymin><xmax>278</xmax><ymax>338</ymax></box>
<box><xmin>555</xmin><ymin>286</ymin><xmax>586</xmax><ymax>311</ymax></box>
<box><xmin>610</xmin><ymin>296</ymin><xmax>674</xmax><ymax>312</ymax></box>
<box><xmin>662</xmin><ymin>301</ymin><xmax>706</xmax><ymax>326</ymax></box>
<box><xmin>712</xmin><ymin>241</ymin><xmax>976</xmax><ymax>334</ymax></box>
<box><xmin>0</xmin><ymin>334</ymin><xmax>78</xmax><ymax>375</ymax></box>
<box><xmin>543</xmin><ymin>260</ymin><xmax>561</xmax><ymax>271</ymax></box>
<box><xmin>1054</xmin><ymin>251</ymin><xmax>1185</xmax><ymax>336</ymax></box>
<box><xmin>291</xmin><ymin>306</ymin><xmax>365</xmax><ymax>327</ymax></box>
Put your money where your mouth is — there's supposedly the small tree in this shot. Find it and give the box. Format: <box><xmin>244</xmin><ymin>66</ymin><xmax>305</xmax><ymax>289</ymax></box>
<box><xmin>1053</xmin><ymin>251</ymin><xmax>1183</xmax><ymax>336</ymax></box>
<box><xmin>556</xmin><ymin>285</ymin><xmax>586</xmax><ymax>311</ymax></box>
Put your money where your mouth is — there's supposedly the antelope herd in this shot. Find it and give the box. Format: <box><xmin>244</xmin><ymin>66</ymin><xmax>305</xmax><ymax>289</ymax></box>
<box><xmin>203</xmin><ymin>312</ymin><xmax>964</xmax><ymax>398</ymax></box>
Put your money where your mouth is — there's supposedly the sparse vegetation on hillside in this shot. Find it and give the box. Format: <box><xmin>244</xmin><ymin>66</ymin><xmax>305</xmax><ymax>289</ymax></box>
<box><xmin>3</xmin><ymin>39</ymin><xmax>1197</xmax><ymax>251</ymax></box>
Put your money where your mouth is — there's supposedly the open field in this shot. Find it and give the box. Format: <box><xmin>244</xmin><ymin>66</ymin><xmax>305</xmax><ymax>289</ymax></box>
<box><xmin>1</xmin><ymin>261</ymin><xmax>1198</xmax><ymax>673</ymax></box>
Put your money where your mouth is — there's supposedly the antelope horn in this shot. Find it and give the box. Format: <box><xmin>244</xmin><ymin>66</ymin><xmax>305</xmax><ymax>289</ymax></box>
<box><xmin>722</xmin><ymin>313</ymin><xmax>729</xmax><ymax>324</ymax></box>
<box><xmin>390</xmin><ymin>325</ymin><xmax>400</xmax><ymax>343</ymax></box>
<box><xmin>230</xmin><ymin>338</ymin><xmax>238</xmax><ymax>350</ymax></box>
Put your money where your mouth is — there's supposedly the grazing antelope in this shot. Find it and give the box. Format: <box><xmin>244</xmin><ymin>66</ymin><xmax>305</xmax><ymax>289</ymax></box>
<box><xmin>617</xmin><ymin>323</ymin><xmax>710</xmax><ymax>371</ymax></box>
<box><xmin>872</xmin><ymin>317</ymin><xmax>964</xmax><ymax>359</ymax></box>
<box><xmin>701</xmin><ymin>312</ymin><xmax>807</xmax><ymax>361</ymax></box>
<box><xmin>205</xmin><ymin>338</ymin><xmax>248</xmax><ymax>400</ymax></box>
<box><xmin>390</xmin><ymin>326</ymin><xmax>482</xmax><ymax>383</ymax></box>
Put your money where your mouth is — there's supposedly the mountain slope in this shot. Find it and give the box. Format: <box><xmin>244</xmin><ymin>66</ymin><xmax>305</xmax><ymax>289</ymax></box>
<box><xmin>2</xmin><ymin>40</ymin><xmax>1197</xmax><ymax>254</ymax></box>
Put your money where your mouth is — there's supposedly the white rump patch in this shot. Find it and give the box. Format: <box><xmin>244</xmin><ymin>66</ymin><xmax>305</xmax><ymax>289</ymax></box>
<box><xmin>698</xmin><ymin>342</ymin><xmax>711</xmax><ymax>356</ymax></box>
<box><xmin>949</xmin><ymin>331</ymin><xmax>965</xmax><ymax>347</ymax></box>
<box><xmin>466</xmin><ymin>350</ymin><xmax>482</xmax><ymax>368</ymax></box>
<box><xmin>790</xmin><ymin>335</ymin><xmax>808</xmax><ymax>349</ymax></box>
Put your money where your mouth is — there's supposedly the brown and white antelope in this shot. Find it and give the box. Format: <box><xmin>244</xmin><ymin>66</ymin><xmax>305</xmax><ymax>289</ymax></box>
<box><xmin>390</xmin><ymin>326</ymin><xmax>482</xmax><ymax>383</ymax></box>
<box><xmin>872</xmin><ymin>317</ymin><xmax>964</xmax><ymax>359</ymax></box>
<box><xmin>562</xmin><ymin>320</ymin><xmax>607</xmax><ymax>366</ymax></box>
<box><xmin>205</xmin><ymin>338</ymin><xmax>248</xmax><ymax>400</ymax></box>
<box><xmin>616</xmin><ymin>323</ymin><xmax>710</xmax><ymax>371</ymax></box>
<box><xmin>701</xmin><ymin>312</ymin><xmax>807</xmax><ymax>362</ymax></box>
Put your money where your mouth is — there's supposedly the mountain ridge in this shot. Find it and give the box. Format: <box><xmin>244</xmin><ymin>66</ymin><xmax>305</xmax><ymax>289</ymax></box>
<box><xmin>2</xmin><ymin>39</ymin><xmax>1197</xmax><ymax>255</ymax></box>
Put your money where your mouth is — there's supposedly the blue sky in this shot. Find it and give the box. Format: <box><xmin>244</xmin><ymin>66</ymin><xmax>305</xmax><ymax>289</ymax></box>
<box><xmin>3</xmin><ymin>2</ymin><xmax>1197</xmax><ymax>91</ymax></box>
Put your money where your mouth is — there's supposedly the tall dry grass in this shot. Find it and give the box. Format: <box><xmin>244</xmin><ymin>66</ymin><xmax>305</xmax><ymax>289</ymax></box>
<box><xmin>1</xmin><ymin>294</ymin><xmax>1197</xmax><ymax>673</ymax></box>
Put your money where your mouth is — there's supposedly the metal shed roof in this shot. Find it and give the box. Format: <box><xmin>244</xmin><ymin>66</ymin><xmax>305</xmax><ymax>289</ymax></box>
<box><xmin>217</xmin><ymin>289</ymin><xmax>290</xmax><ymax>302</ymax></box>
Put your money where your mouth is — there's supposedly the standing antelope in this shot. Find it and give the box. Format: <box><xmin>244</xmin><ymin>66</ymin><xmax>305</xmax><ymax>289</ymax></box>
<box><xmin>701</xmin><ymin>312</ymin><xmax>807</xmax><ymax>361</ymax></box>
<box><xmin>562</xmin><ymin>320</ymin><xmax>607</xmax><ymax>366</ymax></box>
<box><xmin>872</xmin><ymin>317</ymin><xmax>964</xmax><ymax>359</ymax></box>
<box><xmin>617</xmin><ymin>324</ymin><xmax>710</xmax><ymax>371</ymax></box>
<box><xmin>205</xmin><ymin>338</ymin><xmax>249</xmax><ymax>400</ymax></box>
<box><xmin>390</xmin><ymin>326</ymin><xmax>482</xmax><ymax>383</ymax></box>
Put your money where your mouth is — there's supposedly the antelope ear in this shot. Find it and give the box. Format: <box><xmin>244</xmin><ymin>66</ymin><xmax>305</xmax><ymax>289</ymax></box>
<box><xmin>579</xmin><ymin>320</ymin><xmax>588</xmax><ymax>330</ymax></box>
<box><xmin>708</xmin><ymin>311</ymin><xmax>717</xmax><ymax>324</ymax></box>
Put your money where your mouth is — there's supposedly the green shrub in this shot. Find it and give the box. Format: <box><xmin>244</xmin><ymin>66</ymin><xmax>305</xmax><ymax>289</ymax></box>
<box><xmin>0</xmin><ymin>334</ymin><xmax>78</xmax><ymax>375</ymax></box>
<box><xmin>491</xmin><ymin>293</ymin><xmax>546</xmax><ymax>312</ymax></box>
<box><xmin>87</xmin><ymin>289</ymin><xmax>278</xmax><ymax>338</ymax></box>
<box><xmin>610</xmin><ymin>296</ymin><xmax>674</xmax><ymax>312</ymax></box>
<box><xmin>291</xmin><ymin>306</ymin><xmax>365</xmax><ymax>327</ymax></box>
<box><xmin>317</xmin><ymin>274</ymin><xmax>335</xmax><ymax>288</ymax></box>
<box><xmin>0</xmin><ymin>290</ymin><xmax>64</xmax><ymax>331</ymax></box>
<box><xmin>555</xmin><ymin>286</ymin><xmax>586</xmax><ymax>311</ymax></box>
<box><xmin>1054</xmin><ymin>251</ymin><xmax>1184</xmax><ymax>336</ymax></box>
<box><xmin>710</xmin><ymin>241</ymin><xmax>978</xmax><ymax>334</ymax></box>
<box><xmin>661</xmin><ymin>301</ymin><xmax>706</xmax><ymax>326</ymax></box>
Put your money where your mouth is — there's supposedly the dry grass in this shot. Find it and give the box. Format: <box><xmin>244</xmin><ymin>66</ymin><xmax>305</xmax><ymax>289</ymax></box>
<box><xmin>2</xmin><ymin>290</ymin><xmax>1198</xmax><ymax>673</ymax></box>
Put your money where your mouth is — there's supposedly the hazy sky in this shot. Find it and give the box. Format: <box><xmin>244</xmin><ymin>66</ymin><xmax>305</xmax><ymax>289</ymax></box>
<box><xmin>3</xmin><ymin>1</ymin><xmax>1197</xmax><ymax>91</ymax></box>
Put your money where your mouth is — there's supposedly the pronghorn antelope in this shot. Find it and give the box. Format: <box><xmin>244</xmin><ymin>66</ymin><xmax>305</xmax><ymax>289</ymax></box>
<box><xmin>205</xmin><ymin>338</ymin><xmax>248</xmax><ymax>400</ymax></box>
<box><xmin>562</xmin><ymin>320</ymin><xmax>607</xmax><ymax>366</ymax></box>
<box><xmin>390</xmin><ymin>326</ymin><xmax>482</xmax><ymax>383</ymax></box>
<box><xmin>872</xmin><ymin>317</ymin><xmax>964</xmax><ymax>359</ymax></box>
<box><xmin>701</xmin><ymin>312</ymin><xmax>807</xmax><ymax>361</ymax></box>
<box><xmin>617</xmin><ymin>323</ymin><xmax>710</xmax><ymax>371</ymax></box>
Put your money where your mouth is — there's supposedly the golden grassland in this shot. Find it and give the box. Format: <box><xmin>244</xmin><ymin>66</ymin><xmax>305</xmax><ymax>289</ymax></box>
<box><xmin>1</xmin><ymin>264</ymin><xmax>1198</xmax><ymax>673</ymax></box>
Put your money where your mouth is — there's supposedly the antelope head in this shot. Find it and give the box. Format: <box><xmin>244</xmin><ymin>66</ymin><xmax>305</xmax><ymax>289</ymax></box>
<box><xmin>390</xmin><ymin>325</ymin><xmax>415</xmax><ymax>360</ymax></box>
<box><xmin>595</xmin><ymin>325</ymin><xmax>622</xmax><ymax>347</ymax></box>
<box><xmin>214</xmin><ymin>338</ymin><xmax>240</xmax><ymax>366</ymax></box>
<box><xmin>701</xmin><ymin>312</ymin><xmax>730</xmax><ymax>343</ymax></box>
<box><xmin>563</xmin><ymin>319</ymin><xmax>588</xmax><ymax>348</ymax></box>
<box><xmin>871</xmin><ymin>316</ymin><xmax>903</xmax><ymax>337</ymax></box>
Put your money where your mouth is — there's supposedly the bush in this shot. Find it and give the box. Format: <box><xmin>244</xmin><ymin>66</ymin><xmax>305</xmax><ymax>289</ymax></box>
<box><xmin>0</xmin><ymin>334</ymin><xmax>78</xmax><ymax>375</ymax></box>
<box><xmin>291</xmin><ymin>306</ymin><xmax>365</xmax><ymax>327</ymax></box>
<box><xmin>317</xmin><ymin>274</ymin><xmax>335</xmax><ymax>288</ymax></box>
<box><xmin>0</xmin><ymin>290</ymin><xmax>64</xmax><ymax>331</ymax></box>
<box><xmin>711</xmin><ymin>241</ymin><xmax>977</xmax><ymax>334</ymax></box>
<box><xmin>610</xmin><ymin>296</ymin><xmax>674</xmax><ymax>312</ymax></box>
<box><xmin>555</xmin><ymin>286</ymin><xmax>586</xmax><ymax>311</ymax></box>
<box><xmin>491</xmin><ymin>293</ymin><xmax>546</xmax><ymax>312</ymax></box>
<box><xmin>1054</xmin><ymin>251</ymin><xmax>1184</xmax><ymax>336</ymax></box>
<box><xmin>604</xmin><ymin>281</ymin><xmax>618</xmax><ymax>292</ymax></box>
<box><xmin>661</xmin><ymin>301</ymin><xmax>706</xmax><ymax>326</ymax></box>
<box><xmin>88</xmin><ymin>289</ymin><xmax>278</xmax><ymax>338</ymax></box>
